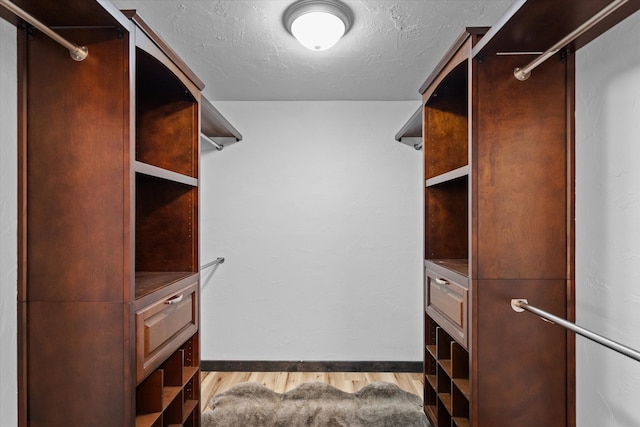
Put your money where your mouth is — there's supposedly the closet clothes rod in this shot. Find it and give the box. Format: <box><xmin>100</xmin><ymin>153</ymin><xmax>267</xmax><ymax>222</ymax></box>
<box><xmin>511</xmin><ymin>299</ymin><xmax>640</xmax><ymax>363</ymax></box>
<box><xmin>513</xmin><ymin>0</ymin><xmax>629</xmax><ymax>81</ymax></box>
<box><xmin>201</xmin><ymin>257</ymin><xmax>225</xmax><ymax>270</ymax></box>
<box><xmin>201</xmin><ymin>134</ymin><xmax>224</xmax><ymax>151</ymax></box>
<box><xmin>0</xmin><ymin>0</ymin><xmax>88</xmax><ymax>61</ymax></box>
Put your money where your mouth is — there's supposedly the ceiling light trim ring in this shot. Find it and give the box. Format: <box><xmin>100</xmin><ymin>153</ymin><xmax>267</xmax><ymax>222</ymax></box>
<box><xmin>283</xmin><ymin>0</ymin><xmax>354</xmax><ymax>37</ymax></box>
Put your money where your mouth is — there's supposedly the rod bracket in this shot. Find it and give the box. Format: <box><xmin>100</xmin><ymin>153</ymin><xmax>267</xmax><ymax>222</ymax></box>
<box><xmin>513</xmin><ymin>67</ymin><xmax>531</xmax><ymax>81</ymax></box>
<box><xmin>70</xmin><ymin>45</ymin><xmax>88</xmax><ymax>61</ymax></box>
<box><xmin>511</xmin><ymin>298</ymin><xmax>528</xmax><ymax>312</ymax></box>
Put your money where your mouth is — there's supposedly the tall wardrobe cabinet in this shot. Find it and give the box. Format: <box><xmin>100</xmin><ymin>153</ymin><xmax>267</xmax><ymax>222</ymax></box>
<box><xmin>421</xmin><ymin>26</ymin><xmax>573</xmax><ymax>427</ymax></box>
<box><xmin>11</xmin><ymin>1</ymin><xmax>230</xmax><ymax>425</ymax></box>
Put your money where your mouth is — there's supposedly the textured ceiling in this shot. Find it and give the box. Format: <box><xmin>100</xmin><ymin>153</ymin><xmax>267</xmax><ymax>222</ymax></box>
<box><xmin>111</xmin><ymin>0</ymin><xmax>515</xmax><ymax>101</ymax></box>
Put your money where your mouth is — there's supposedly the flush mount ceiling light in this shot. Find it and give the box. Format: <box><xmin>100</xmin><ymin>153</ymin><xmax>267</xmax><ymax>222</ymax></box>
<box><xmin>283</xmin><ymin>0</ymin><xmax>354</xmax><ymax>51</ymax></box>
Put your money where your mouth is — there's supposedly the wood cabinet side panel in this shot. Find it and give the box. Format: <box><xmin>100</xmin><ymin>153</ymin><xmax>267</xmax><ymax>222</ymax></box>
<box><xmin>474</xmin><ymin>279</ymin><xmax>567</xmax><ymax>427</ymax></box>
<box><xmin>565</xmin><ymin>52</ymin><xmax>577</xmax><ymax>427</ymax></box>
<box><xmin>25</xmin><ymin>301</ymin><xmax>132</xmax><ymax>426</ymax></box>
<box><xmin>475</xmin><ymin>54</ymin><xmax>568</xmax><ymax>280</ymax></box>
<box><xmin>24</xmin><ymin>28</ymin><xmax>130</xmax><ymax>302</ymax></box>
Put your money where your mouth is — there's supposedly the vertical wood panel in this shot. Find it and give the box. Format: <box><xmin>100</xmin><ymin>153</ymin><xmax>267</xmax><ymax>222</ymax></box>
<box><xmin>476</xmin><ymin>54</ymin><xmax>568</xmax><ymax>280</ymax></box>
<box><xmin>476</xmin><ymin>280</ymin><xmax>567</xmax><ymax>427</ymax></box>
<box><xmin>564</xmin><ymin>52</ymin><xmax>577</xmax><ymax>427</ymax></box>
<box><xmin>25</xmin><ymin>28</ymin><xmax>129</xmax><ymax>302</ymax></box>
<box><xmin>26</xmin><ymin>301</ymin><xmax>130</xmax><ymax>426</ymax></box>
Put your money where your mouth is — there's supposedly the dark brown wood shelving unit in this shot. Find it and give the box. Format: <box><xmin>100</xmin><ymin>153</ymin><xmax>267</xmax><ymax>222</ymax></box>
<box><xmin>13</xmin><ymin>1</ymin><xmax>240</xmax><ymax>425</ymax></box>
<box><xmin>416</xmin><ymin>2</ymin><xmax>640</xmax><ymax>426</ymax></box>
<box><xmin>421</xmin><ymin>24</ymin><xmax>572</xmax><ymax>427</ymax></box>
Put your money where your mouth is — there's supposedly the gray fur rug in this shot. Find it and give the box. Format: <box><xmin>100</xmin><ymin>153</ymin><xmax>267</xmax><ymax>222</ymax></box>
<box><xmin>202</xmin><ymin>381</ymin><xmax>429</xmax><ymax>427</ymax></box>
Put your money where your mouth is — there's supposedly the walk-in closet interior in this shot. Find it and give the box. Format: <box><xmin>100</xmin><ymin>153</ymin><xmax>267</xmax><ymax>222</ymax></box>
<box><xmin>1</xmin><ymin>0</ymin><xmax>639</xmax><ymax>426</ymax></box>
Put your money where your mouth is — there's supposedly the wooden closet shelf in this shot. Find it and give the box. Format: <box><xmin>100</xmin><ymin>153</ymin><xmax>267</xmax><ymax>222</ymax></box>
<box><xmin>135</xmin><ymin>271</ymin><xmax>197</xmax><ymax>300</ymax></box>
<box><xmin>439</xmin><ymin>359</ymin><xmax>453</xmax><ymax>377</ymax></box>
<box><xmin>135</xmin><ymin>161</ymin><xmax>198</xmax><ymax>187</ymax></box>
<box><xmin>426</xmin><ymin>259</ymin><xmax>469</xmax><ymax>278</ymax></box>
<box><xmin>439</xmin><ymin>393</ymin><xmax>452</xmax><ymax>414</ymax></box>
<box><xmin>453</xmin><ymin>417</ymin><xmax>470</xmax><ymax>427</ymax></box>
<box><xmin>426</xmin><ymin>373</ymin><xmax>437</xmax><ymax>390</ymax></box>
<box><xmin>135</xmin><ymin>411</ymin><xmax>161</xmax><ymax>427</ymax></box>
<box><xmin>426</xmin><ymin>166</ymin><xmax>469</xmax><ymax>188</ymax></box>
<box><xmin>426</xmin><ymin>344</ymin><xmax>438</xmax><ymax>358</ymax></box>
<box><xmin>452</xmin><ymin>378</ymin><xmax>470</xmax><ymax>400</ymax></box>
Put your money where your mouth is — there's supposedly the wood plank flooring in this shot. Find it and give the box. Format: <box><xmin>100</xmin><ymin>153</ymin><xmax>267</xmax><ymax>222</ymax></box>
<box><xmin>201</xmin><ymin>371</ymin><xmax>424</xmax><ymax>413</ymax></box>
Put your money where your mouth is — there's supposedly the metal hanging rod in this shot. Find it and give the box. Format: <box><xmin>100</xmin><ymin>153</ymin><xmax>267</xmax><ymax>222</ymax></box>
<box><xmin>511</xmin><ymin>299</ymin><xmax>640</xmax><ymax>363</ymax></box>
<box><xmin>201</xmin><ymin>257</ymin><xmax>225</xmax><ymax>270</ymax></box>
<box><xmin>0</xmin><ymin>0</ymin><xmax>88</xmax><ymax>61</ymax></box>
<box><xmin>513</xmin><ymin>0</ymin><xmax>629</xmax><ymax>81</ymax></box>
<box><xmin>200</xmin><ymin>134</ymin><xmax>224</xmax><ymax>151</ymax></box>
<box><xmin>399</xmin><ymin>137</ymin><xmax>423</xmax><ymax>151</ymax></box>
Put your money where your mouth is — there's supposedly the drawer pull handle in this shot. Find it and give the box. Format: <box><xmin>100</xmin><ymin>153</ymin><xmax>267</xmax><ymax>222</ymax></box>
<box><xmin>165</xmin><ymin>294</ymin><xmax>184</xmax><ymax>305</ymax></box>
<box><xmin>435</xmin><ymin>278</ymin><xmax>449</xmax><ymax>286</ymax></box>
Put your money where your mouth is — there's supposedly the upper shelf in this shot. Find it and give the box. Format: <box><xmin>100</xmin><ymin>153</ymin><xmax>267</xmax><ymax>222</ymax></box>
<box><xmin>473</xmin><ymin>0</ymin><xmax>640</xmax><ymax>57</ymax></box>
<box><xmin>201</xmin><ymin>95</ymin><xmax>242</xmax><ymax>151</ymax></box>
<box><xmin>394</xmin><ymin>106</ymin><xmax>422</xmax><ymax>150</ymax></box>
<box><xmin>123</xmin><ymin>10</ymin><xmax>204</xmax><ymax>91</ymax></box>
<box><xmin>419</xmin><ymin>27</ymin><xmax>487</xmax><ymax>95</ymax></box>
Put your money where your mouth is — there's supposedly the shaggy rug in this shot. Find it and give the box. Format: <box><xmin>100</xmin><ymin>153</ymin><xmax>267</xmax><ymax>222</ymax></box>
<box><xmin>202</xmin><ymin>381</ymin><xmax>429</xmax><ymax>427</ymax></box>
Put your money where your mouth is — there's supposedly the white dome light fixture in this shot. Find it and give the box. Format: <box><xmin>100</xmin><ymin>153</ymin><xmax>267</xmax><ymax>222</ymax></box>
<box><xmin>283</xmin><ymin>0</ymin><xmax>354</xmax><ymax>51</ymax></box>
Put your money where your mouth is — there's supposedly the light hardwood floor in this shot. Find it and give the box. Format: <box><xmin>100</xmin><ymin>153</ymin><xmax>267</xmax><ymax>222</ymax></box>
<box><xmin>200</xmin><ymin>371</ymin><xmax>424</xmax><ymax>413</ymax></box>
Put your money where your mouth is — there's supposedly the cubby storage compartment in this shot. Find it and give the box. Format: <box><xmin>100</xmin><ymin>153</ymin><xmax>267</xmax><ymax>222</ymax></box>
<box><xmin>436</xmin><ymin>327</ymin><xmax>453</xmax><ymax>424</ymax></box>
<box><xmin>424</xmin><ymin>315</ymin><xmax>470</xmax><ymax>427</ymax></box>
<box><xmin>424</xmin><ymin>348</ymin><xmax>437</xmax><ymax>391</ymax></box>
<box><xmin>423</xmin><ymin>317</ymin><xmax>438</xmax><ymax>421</ymax></box>
<box><xmin>136</xmin><ymin>334</ymin><xmax>200</xmax><ymax>427</ymax></box>
<box><xmin>424</xmin><ymin>384</ymin><xmax>438</xmax><ymax>425</ymax></box>
<box><xmin>451</xmin><ymin>341</ymin><xmax>470</xmax><ymax>426</ymax></box>
<box><xmin>452</xmin><ymin>385</ymin><xmax>470</xmax><ymax>427</ymax></box>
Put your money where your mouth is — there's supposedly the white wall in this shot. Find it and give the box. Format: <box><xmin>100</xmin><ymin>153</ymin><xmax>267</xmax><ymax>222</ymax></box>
<box><xmin>199</xmin><ymin>101</ymin><xmax>424</xmax><ymax>361</ymax></box>
<box><xmin>0</xmin><ymin>17</ymin><xmax>17</xmax><ymax>427</ymax></box>
<box><xmin>575</xmin><ymin>12</ymin><xmax>640</xmax><ymax>427</ymax></box>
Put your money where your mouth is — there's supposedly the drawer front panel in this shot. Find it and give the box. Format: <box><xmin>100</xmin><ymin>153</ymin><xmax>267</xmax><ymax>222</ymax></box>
<box><xmin>430</xmin><ymin>280</ymin><xmax>464</xmax><ymax>327</ymax></box>
<box><xmin>425</xmin><ymin>268</ymin><xmax>468</xmax><ymax>347</ymax></box>
<box><xmin>136</xmin><ymin>281</ymin><xmax>198</xmax><ymax>383</ymax></box>
<box><xmin>145</xmin><ymin>292</ymin><xmax>194</xmax><ymax>354</ymax></box>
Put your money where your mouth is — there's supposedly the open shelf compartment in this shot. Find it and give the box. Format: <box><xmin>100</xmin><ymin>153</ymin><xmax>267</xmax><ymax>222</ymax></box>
<box><xmin>426</xmin><ymin>175</ymin><xmax>468</xmax><ymax>264</ymax></box>
<box><xmin>135</xmin><ymin>174</ymin><xmax>198</xmax><ymax>298</ymax></box>
<box><xmin>136</xmin><ymin>48</ymin><xmax>198</xmax><ymax>178</ymax></box>
<box><xmin>425</xmin><ymin>60</ymin><xmax>468</xmax><ymax>180</ymax></box>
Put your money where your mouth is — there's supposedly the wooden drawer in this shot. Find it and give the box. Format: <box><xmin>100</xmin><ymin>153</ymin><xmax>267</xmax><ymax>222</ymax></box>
<box><xmin>425</xmin><ymin>266</ymin><xmax>468</xmax><ymax>348</ymax></box>
<box><xmin>136</xmin><ymin>281</ymin><xmax>198</xmax><ymax>383</ymax></box>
